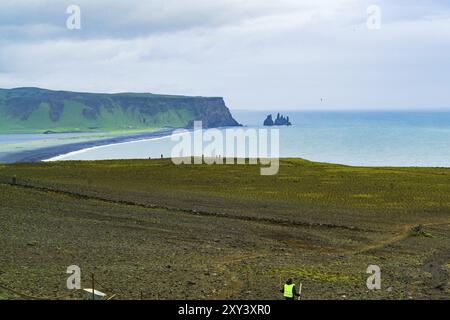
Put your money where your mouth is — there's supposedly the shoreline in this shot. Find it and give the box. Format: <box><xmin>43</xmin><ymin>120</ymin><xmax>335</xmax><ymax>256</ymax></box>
<box><xmin>0</xmin><ymin>129</ymin><xmax>176</xmax><ymax>164</ymax></box>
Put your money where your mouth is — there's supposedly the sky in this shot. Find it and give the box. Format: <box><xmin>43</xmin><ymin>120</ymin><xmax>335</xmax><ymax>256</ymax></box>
<box><xmin>0</xmin><ymin>0</ymin><xmax>449</xmax><ymax>110</ymax></box>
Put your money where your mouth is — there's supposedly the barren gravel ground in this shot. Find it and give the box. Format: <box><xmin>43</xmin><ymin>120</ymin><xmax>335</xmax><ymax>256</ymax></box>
<box><xmin>0</xmin><ymin>159</ymin><xmax>449</xmax><ymax>299</ymax></box>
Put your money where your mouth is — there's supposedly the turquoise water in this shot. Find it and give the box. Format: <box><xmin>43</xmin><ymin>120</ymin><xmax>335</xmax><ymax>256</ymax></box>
<box><xmin>0</xmin><ymin>132</ymin><xmax>113</xmax><ymax>161</ymax></box>
<box><xmin>233</xmin><ymin>111</ymin><xmax>450</xmax><ymax>167</ymax></box>
<box><xmin>40</xmin><ymin>111</ymin><xmax>450</xmax><ymax>167</ymax></box>
<box><xmin>0</xmin><ymin>132</ymin><xmax>94</xmax><ymax>145</ymax></box>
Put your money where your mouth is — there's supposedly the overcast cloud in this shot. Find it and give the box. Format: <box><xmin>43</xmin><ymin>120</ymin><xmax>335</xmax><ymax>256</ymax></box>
<box><xmin>0</xmin><ymin>0</ymin><xmax>449</xmax><ymax>110</ymax></box>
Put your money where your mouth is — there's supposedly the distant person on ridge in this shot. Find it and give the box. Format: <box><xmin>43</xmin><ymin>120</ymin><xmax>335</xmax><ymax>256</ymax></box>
<box><xmin>280</xmin><ymin>278</ymin><xmax>301</xmax><ymax>300</ymax></box>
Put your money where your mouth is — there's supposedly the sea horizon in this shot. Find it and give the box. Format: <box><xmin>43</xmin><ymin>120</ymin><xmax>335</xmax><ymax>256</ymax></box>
<box><xmin>3</xmin><ymin>0</ymin><xmax>450</xmax><ymax>303</ymax></box>
<box><xmin>24</xmin><ymin>110</ymin><xmax>450</xmax><ymax>167</ymax></box>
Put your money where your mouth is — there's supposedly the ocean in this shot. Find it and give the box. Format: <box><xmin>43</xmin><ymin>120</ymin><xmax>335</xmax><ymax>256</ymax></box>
<box><xmin>4</xmin><ymin>111</ymin><xmax>450</xmax><ymax>167</ymax></box>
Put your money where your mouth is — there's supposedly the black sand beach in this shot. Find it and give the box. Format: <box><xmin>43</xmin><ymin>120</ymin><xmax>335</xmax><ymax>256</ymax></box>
<box><xmin>0</xmin><ymin>129</ymin><xmax>175</xmax><ymax>164</ymax></box>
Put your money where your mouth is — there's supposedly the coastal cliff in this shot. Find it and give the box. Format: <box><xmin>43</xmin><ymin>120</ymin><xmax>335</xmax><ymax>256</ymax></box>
<box><xmin>0</xmin><ymin>87</ymin><xmax>240</xmax><ymax>133</ymax></box>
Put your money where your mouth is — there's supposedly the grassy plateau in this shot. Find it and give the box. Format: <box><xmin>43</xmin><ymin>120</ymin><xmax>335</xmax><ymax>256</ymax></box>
<box><xmin>0</xmin><ymin>158</ymin><xmax>449</xmax><ymax>299</ymax></box>
<box><xmin>0</xmin><ymin>87</ymin><xmax>239</xmax><ymax>133</ymax></box>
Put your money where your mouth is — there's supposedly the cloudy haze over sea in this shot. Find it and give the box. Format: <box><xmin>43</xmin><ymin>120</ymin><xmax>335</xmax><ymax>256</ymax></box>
<box><xmin>1</xmin><ymin>0</ymin><xmax>450</xmax><ymax>110</ymax></box>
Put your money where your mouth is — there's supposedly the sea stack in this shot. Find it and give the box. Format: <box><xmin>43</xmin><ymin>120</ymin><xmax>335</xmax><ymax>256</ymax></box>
<box><xmin>263</xmin><ymin>113</ymin><xmax>292</xmax><ymax>126</ymax></box>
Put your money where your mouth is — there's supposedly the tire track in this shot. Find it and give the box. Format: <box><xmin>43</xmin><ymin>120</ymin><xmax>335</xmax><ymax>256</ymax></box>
<box><xmin>353</xmin><ymin>221</ymin><xmax>450</xmax><ymax>255</ymax></box>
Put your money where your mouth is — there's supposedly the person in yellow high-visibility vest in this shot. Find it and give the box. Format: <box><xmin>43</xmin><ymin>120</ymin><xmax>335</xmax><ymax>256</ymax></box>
<box><xmin>280</xmin><ymin>278</ymin><xmax>300</xmax><ymax>300</ymax></box>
